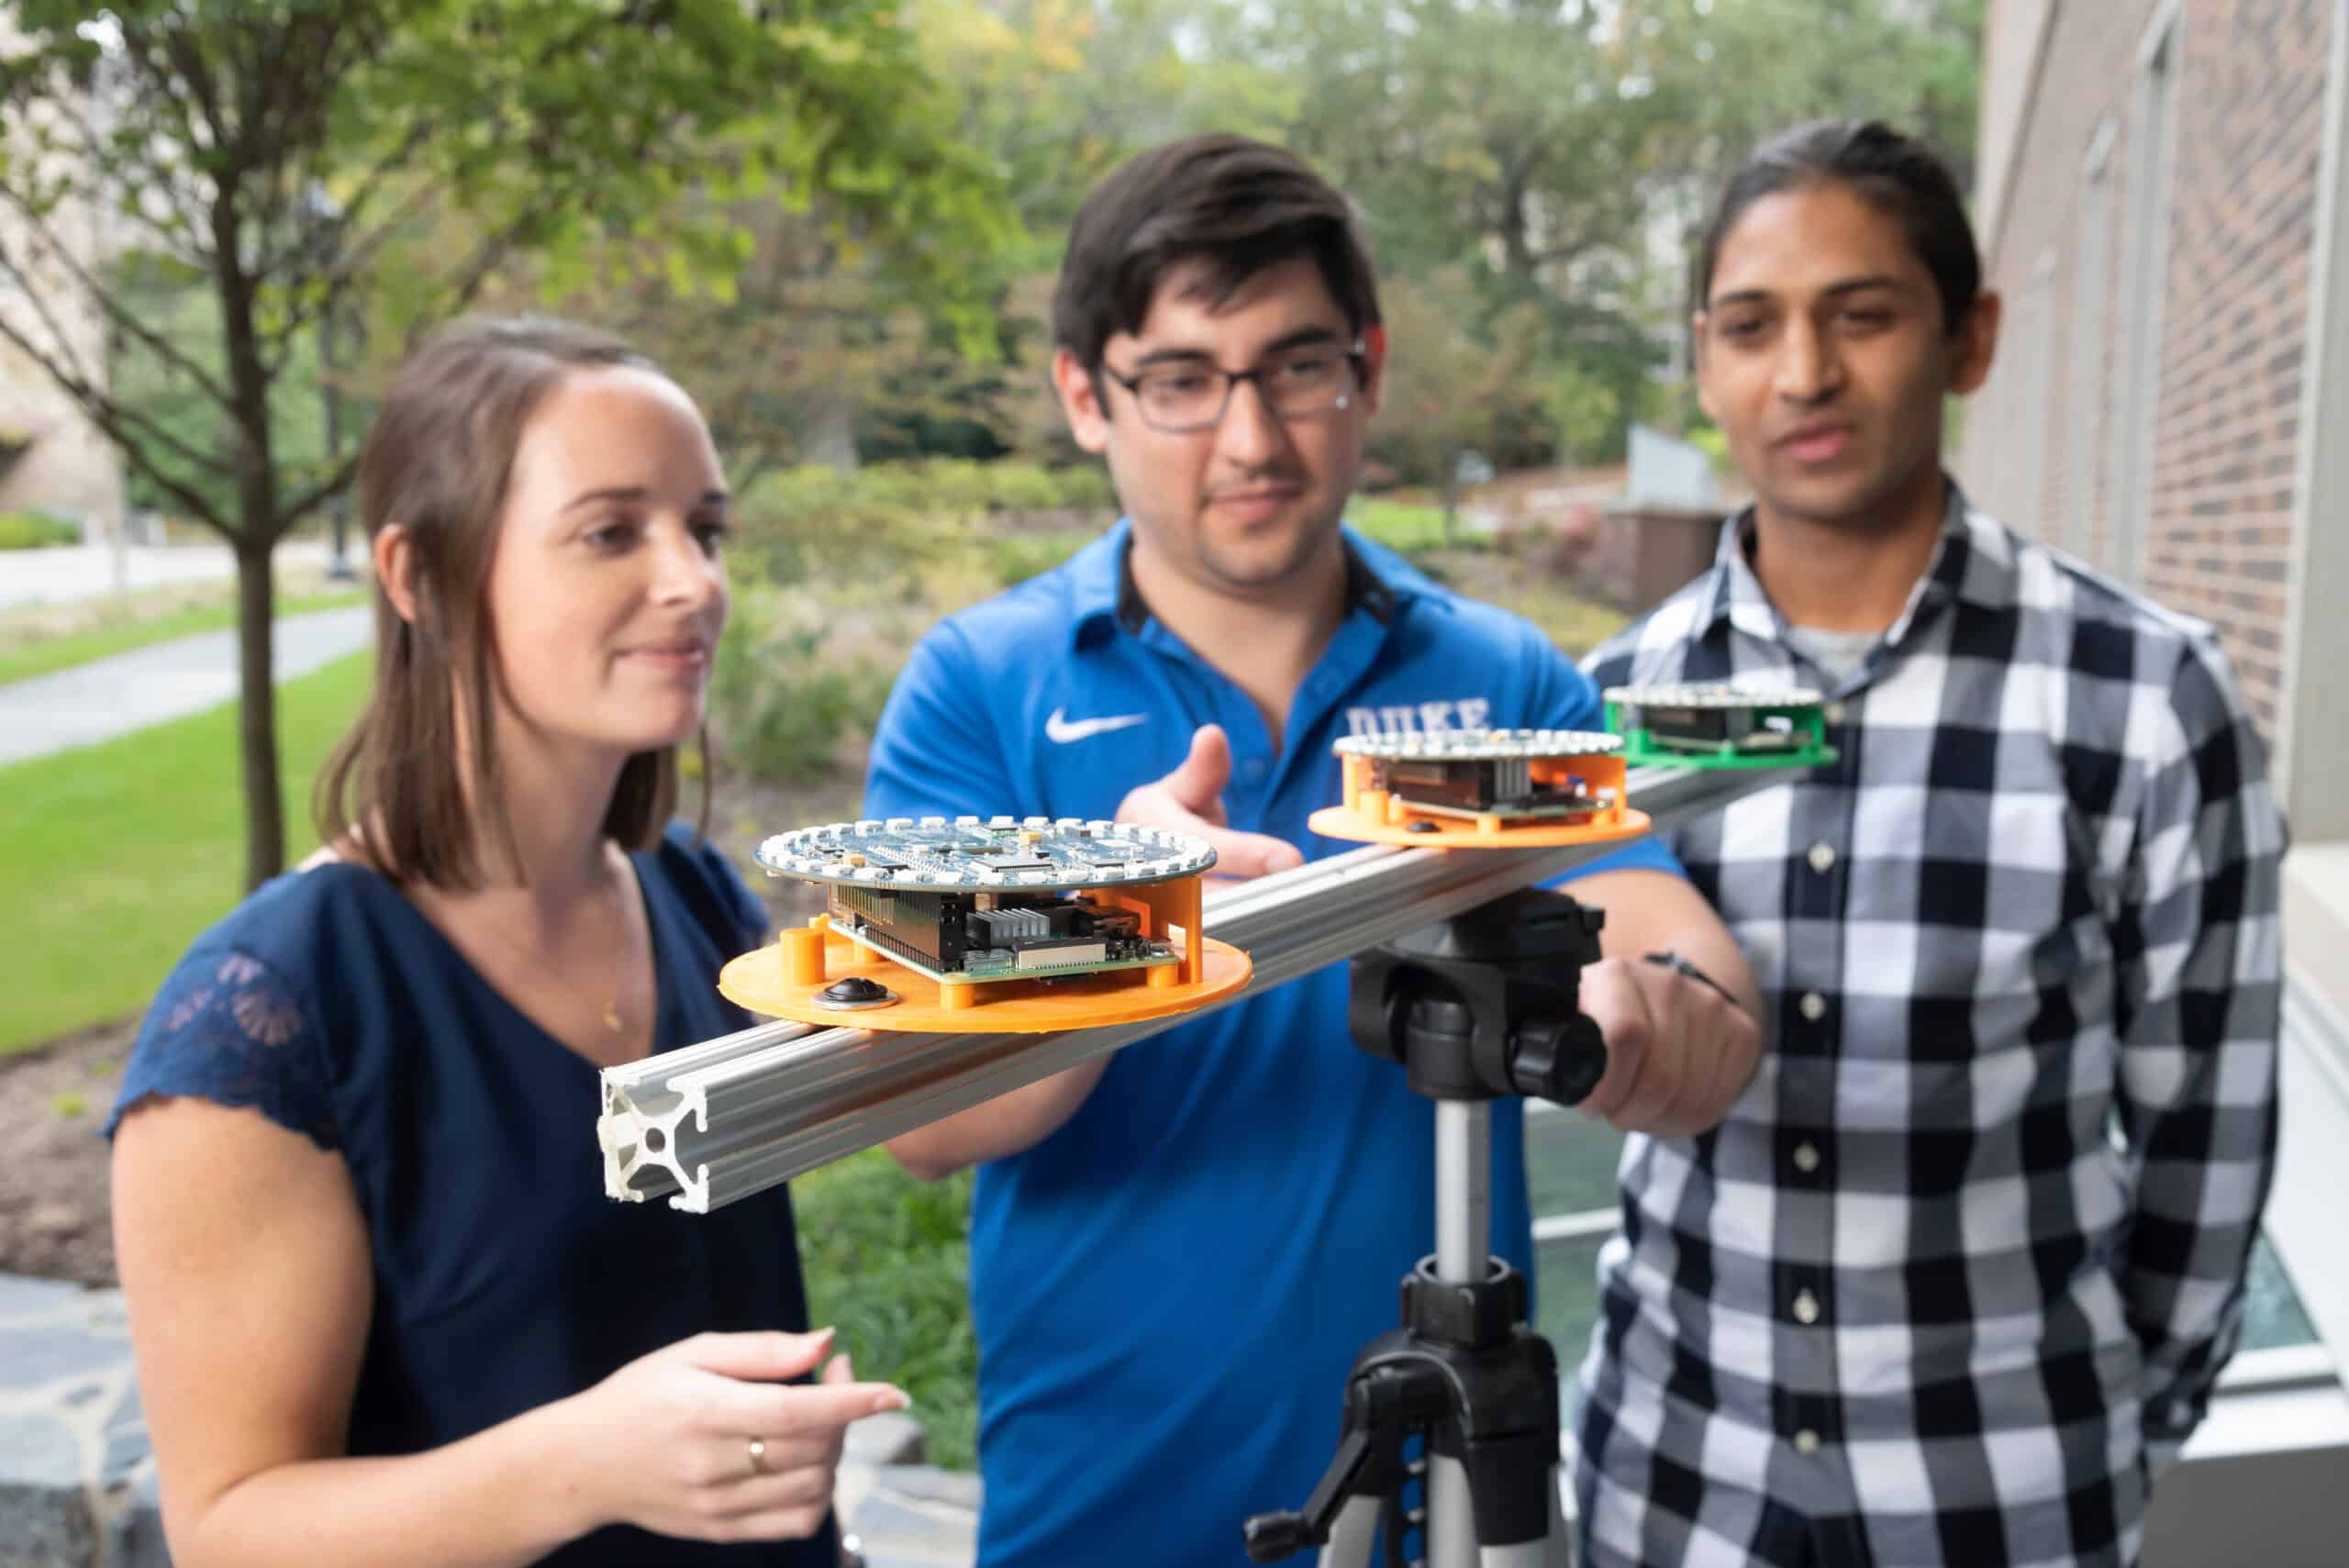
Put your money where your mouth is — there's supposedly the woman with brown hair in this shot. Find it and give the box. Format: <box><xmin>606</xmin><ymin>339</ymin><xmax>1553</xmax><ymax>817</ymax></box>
<box><xmin>105</xmin><ymin>317</ymin><xmax>900</xmax><ymax>1567</ymax></box>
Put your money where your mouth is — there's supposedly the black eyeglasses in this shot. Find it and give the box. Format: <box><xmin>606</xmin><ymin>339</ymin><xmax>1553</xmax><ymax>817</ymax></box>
<box><xmin>1100</xmin><ymin>340</ymin><xmax>1368</xmax><ymax>433</ymax></box>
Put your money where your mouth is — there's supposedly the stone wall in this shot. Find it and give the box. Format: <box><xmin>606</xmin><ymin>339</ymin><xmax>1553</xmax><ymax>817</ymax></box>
<box><xmin>0</xmin><ymin>13</ymin><xmax>126</xmax><ymax>538</ymax></box>
<box><xmin>0</xmin><ymin>1275</ymin><xmax>163</xmax><ymax>1568</ymax></box>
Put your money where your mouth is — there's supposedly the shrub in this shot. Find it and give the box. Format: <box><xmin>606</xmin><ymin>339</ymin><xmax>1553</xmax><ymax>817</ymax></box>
<box><xmin>729</xmin><ymin>473</ymin><xmax>940</xmax><ymax>591</ymax></box>
<box><xmin>741</xmin><ymin>460</ymin><xmax>1111</xmax><ymax>539</ymax></box>
<box><xmin>708</xmin><ymin>586</ymin><xmax>895</xmax><ymax>784</ymax></box>
<box><xmin>0</xmin><ymin>510</ymin><xmax>83</xmax><ymax>550</ymax></box>
<box><xmin>986</xmin><ymin>529</ymin><xmax>1091</xmax><ymax>588</ymax></box>
<box><xmin>1348</xmin><ymin>496</ymin><xmax>1453</xmax><ymax>555</ymax></box>
<box><xmin>982</xmin><ymin>462</ymin><xmax>1072</xmax><ymax>515</ymax></box>
<box><xmin>710</xmin><ymin>460</ymin><xmax>1119</xmax><ymax>784</ymax></box>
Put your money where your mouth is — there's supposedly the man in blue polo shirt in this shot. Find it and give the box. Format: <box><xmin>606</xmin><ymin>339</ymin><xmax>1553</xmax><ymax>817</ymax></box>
<box><xmin>863</xmin><ymin>133</ymin><xmax>1765</xmax><ymax>1568</ymax></box>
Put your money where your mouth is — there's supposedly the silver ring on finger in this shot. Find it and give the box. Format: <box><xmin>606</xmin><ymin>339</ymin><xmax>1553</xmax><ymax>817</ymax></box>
<box><xmin>746</xmin><ymin>1436</ymin><xmax>771</xmax><ymax>1475</ymax></box>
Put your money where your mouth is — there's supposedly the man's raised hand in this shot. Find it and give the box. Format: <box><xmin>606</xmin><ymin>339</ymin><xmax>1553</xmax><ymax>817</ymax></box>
<box><xmin>1115</xmin><ymin>724</ymin><xmax>1304</xmax><ymax>880</ymax></box>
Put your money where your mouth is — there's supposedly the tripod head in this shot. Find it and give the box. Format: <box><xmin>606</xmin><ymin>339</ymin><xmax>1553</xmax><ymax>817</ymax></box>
<box><xmin>1247</xmin><ymin>890</ymin><xmax>1608</xmax><ymax>1563</ymax></box>
<box><xmin>1346</xmin><ymin>887</ymin><xmax>1609</xmax><ymax>1106</ymax></box>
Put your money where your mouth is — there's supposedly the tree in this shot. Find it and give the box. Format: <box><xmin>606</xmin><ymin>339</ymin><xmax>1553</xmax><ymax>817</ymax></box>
<box><xmin>874</xmin><ymin>0</ymin><xmax>1294</xmax><ymax>463</ymax></box>
<box><xmin>530</xmin><ymin>200</ymin><xmax>979</xmax><ymax>491</ymax></box>
<box><xmin>1371</xmin><ymin>269</ymin><xmax>1547</xmax><ymax>539</ymax></box>
<box><xmin>513</xmin><ymin>1</ymin><xmax>1286</xmax><ymax>482</ymax></box>
<box><xmin>924</xmin><ymin>0</ymin><xmax>1288</xmax><ymax>238</ymax></box>
<box><xmin>1231</xmin><ymin>0</ymin><xmax>1984</xmax><ymax>465</ymax></box>
<box><xmin>1252</xmin><ymin>1</ymin><xmax>1699</xmax><ymax>293</ymax></box>
<box><xmin>1230</xmin><ymin>1</ymin><xmax>1718</xmax><ymax>464</ymax></box>
<box><xmin>0</xmin><ymin>0</ymin><xmax>1009</xmax><ymax>889</ymax></box>
<box><xmin>1641</xmin><ymin>0</ymin><xmax>1985</xmax><ymax>243</ymax></box>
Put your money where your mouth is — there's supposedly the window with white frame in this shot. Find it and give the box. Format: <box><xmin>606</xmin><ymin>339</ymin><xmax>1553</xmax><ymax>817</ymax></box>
<box><xmin>2065</xmin><ymin>120</ymin><xmax>2117</xmax><ymax>561</ymax></box>
<box><xmin>1525</xmin><ymin>1101</ymin><xmax>1624</xmax><ymax>1374</ymax></box>
<box><xmin>2109</xmin><ymin>5</ymin><xmax>2181</xmax><ymax>586</ymax></box>
<box><xmin>2266</xmin><ymin>0</ymin><xmax>2349</xmax><ymax>1396</ymax></box>
<box><xmin>2011</xmin><ymin>250</ymin><xmax>2056</xmax><ymax>535</ymax></box>
<box><xmin>1526</xmin><ymin>1108</ymin><xmax>2331</xmax><ymax>1428</ymax></box>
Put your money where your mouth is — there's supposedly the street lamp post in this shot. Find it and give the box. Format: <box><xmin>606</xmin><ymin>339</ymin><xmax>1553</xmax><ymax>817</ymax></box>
<box><xmin>319</xmin><ymin>296</ymin><xmax>352</xmax><ymax>582</ymax></box>
<box><xmin>303</xmin><ymin>182</ymin><xmax>355</xmax><ymax>583</ymax></box>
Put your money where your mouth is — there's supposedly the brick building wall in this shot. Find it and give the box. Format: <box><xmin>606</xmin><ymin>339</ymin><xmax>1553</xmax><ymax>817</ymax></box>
<box><xmin>0</xmin><ymin>13</ymin><xmax>125</xmax><ymax>537</ymax></box>
<box><xmin>1961</xmin><ymin>0</ymin><xmax>2334</xmax><ymax>738</ymax></box>
<box><xmin>0</xmin><ymin>307</ymin><xmax>124</xmax><ymax>536</ymax></box>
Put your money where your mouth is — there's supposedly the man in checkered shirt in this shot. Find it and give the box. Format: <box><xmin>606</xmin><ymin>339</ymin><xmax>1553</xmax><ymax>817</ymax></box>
<box><xmin>1573</xmin><ymin>120</ymin><xmax>2285</xmax><ymax>1568</ymax></box>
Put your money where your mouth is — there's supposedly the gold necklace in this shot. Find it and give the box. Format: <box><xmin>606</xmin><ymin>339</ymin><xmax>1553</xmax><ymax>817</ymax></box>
<box><xmin>599</xmin><ymin>860</ymin><xmax>635</xmax><ymax>1033</ymax></box>
<box><xmin>434</xmin><ymin>852</ymin><xmax>637</xmax><ymax>1039</ymax></box>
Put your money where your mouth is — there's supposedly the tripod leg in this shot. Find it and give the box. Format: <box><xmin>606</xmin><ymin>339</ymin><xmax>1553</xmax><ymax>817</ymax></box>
<box><xmin>1429</xmin><ymin>1455</ymin><xmax>1571</xmax><ymax>1568</ymax></box>
<box><xmin>1546</xmin><ymin>1461</ymin><xmax>1574</xmax><ymax>1568</ymax></box>
<box><xmin>1428</xmin><ymin>1454</ymin><xmax>1480</xmax><ymax>1568</ymax></box>
<box><xmin>1477</xmin><ymin>1541</ymin><xmax>1552</xmax><ymax>1568</ymax></box>
<box><xmin>1313</xmin><ymin>1496</ymin><xmax>1383</xmax><ymax>1568</ymax></box>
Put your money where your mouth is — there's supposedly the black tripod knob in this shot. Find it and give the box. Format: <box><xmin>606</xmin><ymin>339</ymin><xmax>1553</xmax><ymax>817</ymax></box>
<box><xmin>1350</xmin><ymin>887</ymin><xmax>1608</xmax><ymax>1102</ymax></box>
<box><xmin>1508</xmin><ymin>1010</ymin><xmax>1609</xmax><ymax>1106</ymax></box>
<box><xmin>1241</xmin><ymin>1512</ymin><xmax>1316</xmax><ymax>1563</ymax></box>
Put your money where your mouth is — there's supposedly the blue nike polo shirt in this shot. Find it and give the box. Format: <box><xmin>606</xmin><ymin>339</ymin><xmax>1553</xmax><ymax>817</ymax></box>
<box><xmin>862</xmin><ymin>520</ymin><xmax>1679</xmax><ymax>1568</ymax></box>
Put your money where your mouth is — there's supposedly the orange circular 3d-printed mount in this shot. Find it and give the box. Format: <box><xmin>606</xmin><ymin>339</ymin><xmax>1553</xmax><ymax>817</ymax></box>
<box><xmin>1308</xmin><ymin>800</ymin><xmax>1652</xmax><ymax>848</ymax></box>
<box><xmin>719</xmin><ymin>917</ymin><xmax>1252</xmax><ymax>1034</ymax></box>
<box><xmin>1308</xmin><ymin>728</ymin><xmax>1653</xmax><ymax>848</ymax></box>
<box><xmin>734</xmin><ymin>817</ymin><xmax>1250</xmax><ymax>1033</ymax></box>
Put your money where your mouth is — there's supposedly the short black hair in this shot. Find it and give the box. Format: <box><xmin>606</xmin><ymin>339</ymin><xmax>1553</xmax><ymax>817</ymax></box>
<box><xmin>1697</xmin><ymin>119</ymin><xmax>1981</xmax><ymax>333</ymax></box>
<box><xmin>1052</xmin><ymin>133</ymin><xmax>1380</xmax><ymax>376</ymax></box>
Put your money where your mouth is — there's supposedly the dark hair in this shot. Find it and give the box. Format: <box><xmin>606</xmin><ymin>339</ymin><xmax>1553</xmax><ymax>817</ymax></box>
<box><xmin>315</xmin><ymin>316</ymin><xmax>705</xmax><ymax>890</ymax></box>
<box><xmin>1697</xmin><ymin>119</ymin><xmax>1981</xmax><ymax>333</ymax></box>
<box><xmin>1052</xmin><ymin>133</ymin><xmax>1381</xmax><ymax>377</ymax></box>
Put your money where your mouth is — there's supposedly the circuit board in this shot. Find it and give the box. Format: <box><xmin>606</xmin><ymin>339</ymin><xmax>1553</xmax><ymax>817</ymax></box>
<box><xmin>1332</xmin><ymin>728</ymin><xmax>1625</xmax><ymax>819</ymax></box>
<box><xmin>755</xmin><ymin>817</ymin><xmax>1216</xmax><ymax>889</ymax></box>
<box><xmin>827</xmin><ymin>884</ymin><xmax>1179</xmax><ymax>984</ymax></box>
<box><xmin>1330</xmin><ymin>728</ymin><xmax>1625</xmax><ymax>763</ymax></box>
<box><xmin>755</xmin><ymin>818</ymin><xmax>1218</xmax><ymax>986</ymax></box>
<box><xmin>1602</xmin><ymin>684</ymin><xmax>1837</xmax><ymax>769</ymax></box>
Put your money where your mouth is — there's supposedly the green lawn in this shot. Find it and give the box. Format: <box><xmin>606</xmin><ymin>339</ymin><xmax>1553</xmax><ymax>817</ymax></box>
<box><xmin>0</xmin><ymin>651</ymin><xmax>372</xmax><ymax>1055</ymax></box>
<box><xmin>0</xmin><ymin>649</ymin><xmax>989</xmax><ymax>1462</ymax></box>
<box><xmin>1349</xmin><ymin>496</ymin><xmax>1453</xmax><ymax>552</ymax></box>
<box><xmin>0</xmin><ymin>588</ymin><xmax>369</xmax><ymax>689</ymax></box>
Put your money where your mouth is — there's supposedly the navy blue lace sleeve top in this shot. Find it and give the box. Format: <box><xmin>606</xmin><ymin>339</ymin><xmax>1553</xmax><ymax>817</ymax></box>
<box><xmin>106</xmin><ymin>823</ymin><xmax>839</xmax><ymax>1567</ymax></box>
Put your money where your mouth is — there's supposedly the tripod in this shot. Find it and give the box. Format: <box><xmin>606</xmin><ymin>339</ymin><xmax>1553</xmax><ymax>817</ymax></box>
<box><xmin>1243</xmin><ymin>889</ymin><xmax>1610</xmax><ymax>1568</ymax></box>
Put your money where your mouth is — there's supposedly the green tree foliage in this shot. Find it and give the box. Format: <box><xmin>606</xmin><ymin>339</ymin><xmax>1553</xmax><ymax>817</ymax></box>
<box><xmin>537</xmin><ymin>2</ymin><xmax>1982</xmax><ymax>488</ymax></box>
<box><xmin>1248</xmin><ymin>0</ymin><xmax>1693</xmax><ymax>293</ymax></box>
<box><xmin>1234</xmin><ymin>0</ymin><xmax>1983</xmax><ymax>460</ymax></box>
<box><xmin>0</xmin><ymin>0</ymin><xmax>1011</xmax><ymax>888</ymax></box>
<box><xmin>519</xmin><ymin>199</ymin><xmax>980</xmax><ymax>491</ymax></box>
<box><xmin>1370</xmin><ymin>269</ymin><xmax>1549</xmax><ymax>537</ymax></box>
<box><xmin>580</xmin><ymin>0</ymin><xmax>1293</xmax><ymax>475</ymax></box>
<box><xmin>1653</xmin><ymin>0</ymin><xmax>1987</xmax><ymax>216</ymax></box>
<box><xmin>928</xmin><ymin>0</ymin><xmax>1288</xmax><ymax>239</ymax></box>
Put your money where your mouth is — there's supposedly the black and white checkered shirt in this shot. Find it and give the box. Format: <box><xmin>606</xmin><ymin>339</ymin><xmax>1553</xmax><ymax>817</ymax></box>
<box><xmin>1573</xmin><ymin>485</ymin><xmax>2285</xmax><ymax>1568</ymax></box>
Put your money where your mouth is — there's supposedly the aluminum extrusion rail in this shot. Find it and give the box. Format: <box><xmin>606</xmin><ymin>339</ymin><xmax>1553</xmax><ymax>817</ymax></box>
<box><xmin>598</xmin><ymin>763</ymin><xmax>1782</xmax><ymax>1213</ymax></box>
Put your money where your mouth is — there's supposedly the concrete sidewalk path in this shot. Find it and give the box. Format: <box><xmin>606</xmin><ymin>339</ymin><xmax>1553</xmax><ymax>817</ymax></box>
<box><xmin>0</xmin><ymin>540</ymin><xmax>338</xmax><ymax>609</ymax></box>
<box><xmin>0</xmin><ymin>605</ymin><xmax>374</xmax><ymax>767</ymax></box>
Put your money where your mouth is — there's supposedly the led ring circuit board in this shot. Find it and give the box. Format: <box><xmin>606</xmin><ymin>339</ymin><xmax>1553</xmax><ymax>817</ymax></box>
<box><xmin>730</xmin><ymin>817</ymin><xmax>1252</xmax><ymax>1030</ymax></box>
<box><xmin>756</xmin><ymin>817</ymin><xmax>1213</xmax><ymax>986</ymax></box>
<box><xmin>1308</xmin><ymin>728</ymin><xmax>1652</xmax><ymax>847</ymax></box>
<box><xmin>1602</xmin><ymin>684</ymin><xmax>1837</xmax><ymax>769</ymax></box>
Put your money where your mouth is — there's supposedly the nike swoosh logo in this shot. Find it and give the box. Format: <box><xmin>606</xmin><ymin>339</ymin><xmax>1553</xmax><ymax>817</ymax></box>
<box><xmin>1045</xmin><ymin>707</ymin><xmax>1151</xmax><ymax>744</ymax></box>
